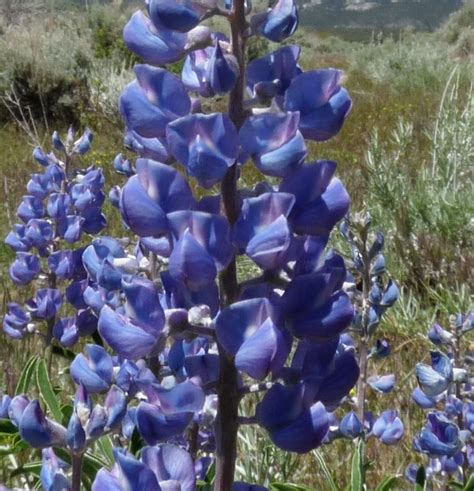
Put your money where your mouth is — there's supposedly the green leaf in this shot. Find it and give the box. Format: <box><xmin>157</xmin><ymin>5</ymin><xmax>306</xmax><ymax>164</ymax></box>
<box><xmin>196</xmin><ymin>481</ymin><xmax>212</xmax><ymax>491</ymax></box>
<box><xmin>313</xmin><ymin>450</ymin><xmax>338</xmax><ymax>491</ymax></box>
<box><xmin>204</xmin><ymin>461</ymin><xmax>216</xmax><ymax>484</ymax></box>
<box><xmin>54</xmin><ymin>447</ymin><xmax>107</xmax><ymax>482</ymax></box>
<box><xmin>51</xmin><ymin>345</ymin><xmax>76</xmax><ymax>360</ymax></box>
<box><xmin>375</xmin><ymin>475</ymin><xmax>399</xmax><ymax>491</ymax></box>
<box><xmin>414</xmin><ymin>466</ymin><xmax>426</xmax><ymax>491</ymax></box>
<box><xmin>60</xmin><ymin>404</ymin><xmax>74</xmax><ymax>426</ymax></box>
<box><xmin>0</xmin><ymin>418</ymin><xmax>18</xmax><ymax>434</ymax></box>
<box><xmin>464</xmin><ymin>474</ymin><xmax>474</xmax><ymax>491</ymax></box>
<box><xmin>11</xmin><ymin>461</ymin><xmax>42</xmax><ymax>478</ymax></box>
<box><xmin>270</xmin><ymin>484</ymin><xmax>313</xmax><ymax>491</ymax></box>
<box><xmin>96</xmin><ymin>435</ymin><xmax>114</xmax><ymax>465</ymax></box>
<box><xmin>447</xmin><ymin>482</ymin><xmax>464</xmax><ymax>490</ymax></box>
<box><xmin>36</xmin><ymin>359</ymin><xmax>62</xmax><ymax>422</ymax></box>
<box><xmin>351</xmin><ymin>438</ymin><xmax>365</xmax><ymax>491</ymax></box>
<box><xmin>15</xmin><ymin>355</ymin><xmax>38</xmax><ymax>395</ymax></box>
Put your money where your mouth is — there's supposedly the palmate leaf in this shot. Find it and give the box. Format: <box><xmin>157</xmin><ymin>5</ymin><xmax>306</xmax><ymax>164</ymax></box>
<box><xmin>36</xmin><ymin>359</ymin><xmax>62</xmax><ymax>422</ymax></box>
<box><xmin>15</xmin><ymin>355</ymin><xmax>38</xmax><ymax>395</ymax></box>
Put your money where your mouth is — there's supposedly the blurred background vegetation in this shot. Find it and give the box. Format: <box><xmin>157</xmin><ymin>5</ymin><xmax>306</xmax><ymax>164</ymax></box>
<box><xmin>0</xmin><ymin>0</ymin><xmax>472</xmax><ymax>488</ymax></box>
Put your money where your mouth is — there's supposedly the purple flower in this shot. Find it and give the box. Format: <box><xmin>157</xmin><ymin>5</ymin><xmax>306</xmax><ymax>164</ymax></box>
<box><xmin>5</xmin><ymin>224</ymin><xmax>31</xmax><ymax>252</ymax></box>
<box><xmin>284</xmin><ymin>69</ymin><xmax>352</xmax><ymax>141</ymax></box>
<box><xmin>367</xmin><ymin>374</ymin><xmax>395</xmax><ymax>394</ymax></box>
<box><xmin>257</xmin><ymin>0</ymin><xmax>298</xmax><ymax>42</ymax></box>
<box><xmin>240</xmin><ymin>112</ymin><xmax>306</xmax><ymax>177</ymax></box>
<box><xmin>339</xmin><ymin>411</ymin><xmax>364</xmax><ymax>439</ymax></box>
<box><xmin>24</xmin><ymin>219</ymin><xmax>54</xmax><ymax>250</ymax></box>
<box><xmin>9</xmin><ymin>252</ymin><xmax>40</xmax><ymax>285</ymax></box>
<box><xmin>411</xmin><ymin>388</ymin><xmax>439</xmax><ymax>409</ymax></box>
<box><xmin>141</xmin><ymin>444</ymin><xmax>196</xmax><ymax>490</ymax></box>
<box><xmin>123</xmin><ymin>11</ymin><xmax>187</xmax><ymax>65</ymax></box>
<box><xmin>216</xmin><ymin>298</ymin><xmax>291</xmax><ymax>380</ymax></box>
<box><xmin>70</xmin><ymin>345</ymin><xmax>114</xmax><ymax>393</ymax></box>
<box><xmin>414</xmin><ymin>412</ymin><xmax>461</xmax><ymax>457</ymax></box>
<box><xmin>182</xmin><ymin>46</ymin><xmax>216</xmax><ymax>97</ymax></box>
<box><xmin>47</xmin><ymin>193</ymin><xmax>70</xmax><ymax>220</ymax></box>
<box><xmin>257</xmin><ymin>383</ymin><xmax>329</xmax><ymax>452</ymax></box>
<box><xmin>280</xmin><ymin>160</ymin><xmax>350</xmax><ymax>236</ymax></box>
<box><xmin>0</xmin><ymin>395</ymin><xmax>11</xmax><ymax>419</ymax></box>
<box><xmin>206</xmin><ymin>41</ymin><xmax>238</xmax><ymax>95</ymax></box>
<box><xmin>168</xmin><ymin>210</ymin><xmax>234</xmax><ymax>287</ymax></box>
<box><xmin>136</xmin><ymin>382</ymin><xmax>204</xmax><ymax>445</ymax></box>
<box><xmin>120</xmin><ymin>159</ymin><xmax>195</xmax><ymax>237</ymax></box>
<box><xmin>19</xmin><ymin>400</ymin><xmax>66</xmax><ymax>448</ymax></box>
<box><xmin>428</xmin><ymin>323</ymin><xmax>454</xmax><ymax>345</ymax></box>
<box><xmin>282</xmin><ymin>263</ymin><xmax>354</xmax><ymax>342</ymax></box>
<box><xmin>53</xmin><ymin>317</ymin><xmax>80</xmax><ymax>347</ymax></box>
<box><xmin>3</xmin><ymin>303</ymin><xmax>31</xmax><ymax>340</ymax></box>
<box><xmin>124</xmin><ymin>131</ymin><xmax>170</xmax><ymax>163</ymax></box>
<box><xmin>246</xmin><ymin>45</ymin><xmax>301</xmax><ymax>99</ymax></box>
<box><xmin>147</xmin><ymin>0</ymin><xmax>206</xmax><ymax>32</ymax></box>
<box><xmin>287</xmin><ymin>337</ymin><xmax>359</xmax><ymax>409</ymax></box>
<box><xmin>98</xmin><ymin>276</ymin><xmax>165</xmax><ymax>359</ymax></box>
<box><xmin>167</xmin><ymin>113</ymin><xmax>239</xmax><ymax>188</ymax></box>
<box><xmin>233</xmin><ymin>192</ymin><xmax>295</xmax><ymax>270</ymax></box>
<box><xmin>32</xmin><ymin>147</ymin><xmax>56</xmax><ymax>167</ymax></box>
<box><xmin>17</xmin><ymin>196</ymin><xmax>45</xmax><ymax>223</ymax></box>
<box><xmin>40</xmin><ymin>448</ymin><xmax>71</xmax><ymax>491</ymax></box>
<box><xmin>27</xmin><ymin>289</ymin><xmax>63</xmax><ymax>320</ymax></box>
<box><xmin>73</xmin><ymin>128</ymin><xmax>93</xmax><ymax>155</ymax></box>
<box><xmin>372</xmin><ymin>410</ymin><xmax>404</xmax><ymax>445</ymax></box>
<box><xmin>416</xmin><ymin>351</ymin><xmax>453</xmax><ymax>397</ymax></box>
<box><xmin>120</xmin><ymin>64</ymin><xmax>190</xmax><ymax>138</ymax></box>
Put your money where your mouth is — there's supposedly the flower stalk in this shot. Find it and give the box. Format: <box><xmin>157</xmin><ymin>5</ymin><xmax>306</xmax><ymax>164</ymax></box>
<box><xmin>214</xmin><ymin>1</ymin><xmax>248</xmax><ymax>488</ymax></box>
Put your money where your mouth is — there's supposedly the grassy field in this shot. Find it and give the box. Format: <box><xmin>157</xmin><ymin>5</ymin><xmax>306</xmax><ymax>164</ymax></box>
<box><xmin>0</xmin><ymin>1</ymin><xmax>472</xmax><ymax>488</ymax></box>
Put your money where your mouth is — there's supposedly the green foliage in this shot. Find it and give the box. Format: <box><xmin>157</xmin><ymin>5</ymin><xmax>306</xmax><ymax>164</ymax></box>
<box><xmin>363</xmin><ymin>67</ymin><xmax>473</xmax><ymax>289</ymax></box>
<box><xmin>350</xmin><ymin>439</ymin><xmax>365</xmax><ymax>491</ymax></box>
<box><xmin>14</xmin><ymin>355</ymin><xmax>39</xmax><ymax>396</ymax></box>
<box><xmin>197</xmin><ymin>461</ymin><xmax>215</xmax><ymax>490</ymax></box>
<box><xmin>247</xmin><ymin>35</ymin><xmax>270</xmax><ymax>62</ymax></box>
<box><xmin>270</xmin><ymin>484</ymin><xmax>313</xmax><ymax>491</ymax></box>
<box><xmin>374</xmin><ymin>475</ymin><xmax>399</xmax><ymax>491</ymax></box>
<box><xmin>414</xmin><ymin>466</ymin><xmax>426</xmax><ymax>491</ymax></box>
<box><xmin>89</xmin><ymin>8</ymin><xmax>137</xmax><ymax>65</ymax></box>
<box><xmin>439</xmin><ymin>0</ymin><xmax>474</xmax><ymax>45</ymax></box>
<box><xmin>313</xmin><ymin>450</ymin><xmax>338</xmax><ymax>491</ymax></box>
<box><xmin>463</xmin><ymin>474</ymin><xmax>474</xmax><ymax>491</ymax></box>
<box><xmin>0</xmin><ymin>16</ymin><xmax>93</xmax><ymax>124</ymax></box>
<box><xmin>36</xmin><ymin>359</ymin><xmax>63</xmax><ymax>422</ymax></box>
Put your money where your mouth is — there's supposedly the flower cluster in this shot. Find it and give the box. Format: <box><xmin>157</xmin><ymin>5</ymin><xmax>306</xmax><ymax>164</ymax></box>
<box><xmin>407</xmin><ymin>313</ymin><xmax>473</xmax><ymax>487</ymax></box>
<box><xmin>331</xmin><ymin>214</ymin><xmax>403</xmax><ymax>449</ymax></box>
<box><xmin>1</xmin><ymin>0</ymin><xmax>359</xmax><ymax>488</ymax></box>
<box><xmin>4</xmin><ymin>128</ymin><xmax>108</xmax><ymax>347</ymax></box>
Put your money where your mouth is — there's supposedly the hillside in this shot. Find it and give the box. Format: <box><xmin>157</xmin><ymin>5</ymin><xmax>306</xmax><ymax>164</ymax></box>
<box><xmin>299</xmin><ymin>0</ymin><xmax>465</xmax><ymax>31</ymax></box>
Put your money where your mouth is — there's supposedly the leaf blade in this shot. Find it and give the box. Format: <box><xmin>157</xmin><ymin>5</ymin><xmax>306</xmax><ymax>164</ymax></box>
<box><xmin>36</xmin><ymin>359</ymin><xmax>62</xmax><ymax>422</ymax></box>
<box><xmin>15</xmin><ymin>355</ymin><xmax>38</xmax><ymax>395</ymax></box>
